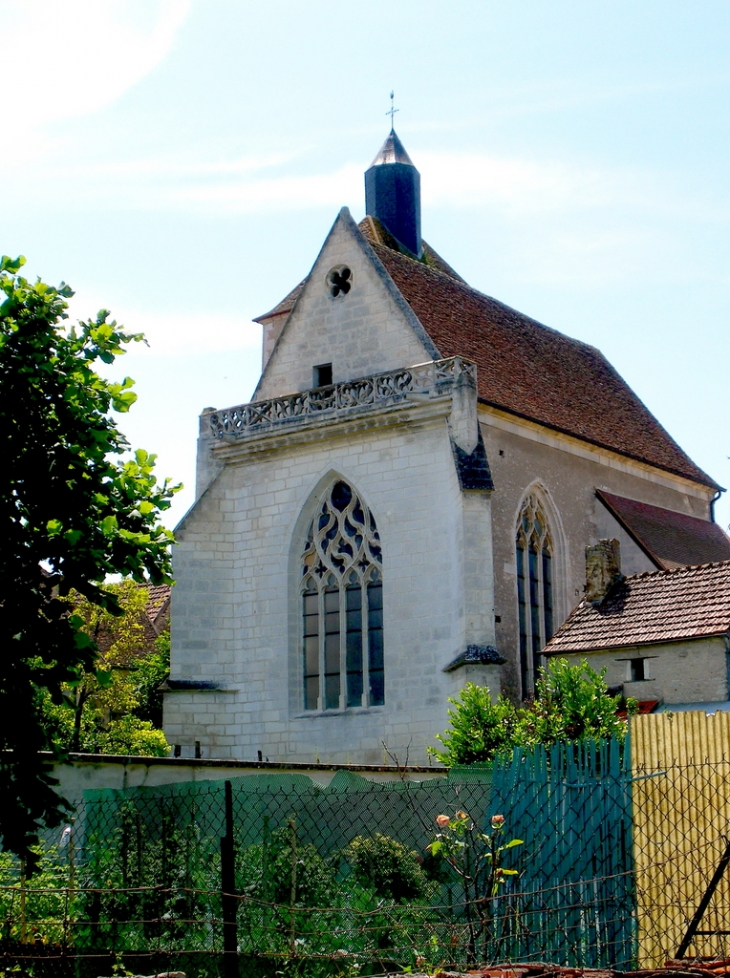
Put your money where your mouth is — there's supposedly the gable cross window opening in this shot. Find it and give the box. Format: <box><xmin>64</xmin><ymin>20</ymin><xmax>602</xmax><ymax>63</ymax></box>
<box><xmin>301</xmin><ymin>480</ymin><xmax>383</xmax><ymax>711</ymax></box>
<box><xmin>328</xmin><ymin>266</ymin><xmax>351</xmax><ymax>297</ymax></box>
<box><xmin>516</xmin><ymin>492</ymin><xmax>554</xmax><ymax>697</ymax></box>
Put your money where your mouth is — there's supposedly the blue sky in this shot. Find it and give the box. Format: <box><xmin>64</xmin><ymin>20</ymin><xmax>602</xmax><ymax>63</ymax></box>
<box><xmin>2</xmin><ymin>0</ymin><xmax>729</xmax><ymax>530</ymax></box>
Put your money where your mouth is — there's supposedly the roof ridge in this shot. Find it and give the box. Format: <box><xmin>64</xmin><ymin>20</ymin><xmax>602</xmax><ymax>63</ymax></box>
<box><xmin>626</xmin><ymin>558</ymin><xmax>730</xmax><ymax>582</ymax></box>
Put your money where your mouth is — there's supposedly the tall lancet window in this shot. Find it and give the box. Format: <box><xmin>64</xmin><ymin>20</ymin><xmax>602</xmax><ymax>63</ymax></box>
<box><xmin>516</xmin><ymin>493</ymin><xmax>554</xmax><ymax>697</ymax></box>
<box><xmin>301</xmin><ymin>480</ymin><xmax>383</xmax><ymax>711</ymax></box>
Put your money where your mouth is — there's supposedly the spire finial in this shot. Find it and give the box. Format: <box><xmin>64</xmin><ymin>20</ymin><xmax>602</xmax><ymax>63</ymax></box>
<box><xmin>386</xmin><ymin>90</ymin><xmax>399</xmax><ymax>131</ymax></box>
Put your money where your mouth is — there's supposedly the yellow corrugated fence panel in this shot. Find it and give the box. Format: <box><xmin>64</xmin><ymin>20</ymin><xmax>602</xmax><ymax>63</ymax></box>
<box><xmin>631</xmin><ymin>711</ymin><xmax>730</xmax><ymax>967</ymax></box>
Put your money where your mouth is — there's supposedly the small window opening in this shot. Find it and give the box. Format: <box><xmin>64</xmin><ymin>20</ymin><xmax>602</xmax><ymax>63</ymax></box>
<box><xmin>630</xmin><ymin>658</ymin><xmax>646</xmax><ymax>682</ymax></box>
<box><xmin>313</xmin><ymin>363</ymin><xmax>333</xmax><ymax>388</ymax></box>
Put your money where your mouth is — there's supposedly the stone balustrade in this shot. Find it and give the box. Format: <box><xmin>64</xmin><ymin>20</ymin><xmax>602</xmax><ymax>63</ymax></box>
<box><xmin>208</xmin><ymin>356</ymin><xmax>476</xmax><ymax>439</ymax></box>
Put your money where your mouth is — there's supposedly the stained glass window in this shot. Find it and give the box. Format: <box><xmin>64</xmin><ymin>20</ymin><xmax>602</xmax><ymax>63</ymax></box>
<box><xmin>301</xmin><ymin>481</ymin><xmax>383</xmax><ymax>711</ymax></box>
<box><xmin>516</xmin><ymin>493</ymin><xmax>554</xmax><ymax>697</ymax></box>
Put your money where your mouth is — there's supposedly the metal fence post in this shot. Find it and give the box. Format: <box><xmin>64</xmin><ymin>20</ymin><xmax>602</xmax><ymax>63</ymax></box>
<box><xmin>221</xmin><ymin>780</ymin><xmax>238</xmax><ymax>978</ymax></box>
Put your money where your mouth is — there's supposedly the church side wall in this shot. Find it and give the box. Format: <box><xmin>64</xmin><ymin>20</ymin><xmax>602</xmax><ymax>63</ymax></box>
<box><xmin>166</xmin><ymin>416</ymin><xmax>493</xmax><ymax>766</ymax></box>
<box><xmin>482</xmin><ymin>417</ymin><xmax>715</xmax><ymax>698</ymax></box>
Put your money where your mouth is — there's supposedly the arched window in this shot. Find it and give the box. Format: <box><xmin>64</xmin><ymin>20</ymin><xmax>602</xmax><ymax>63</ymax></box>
<box><xmin>516</xmin><ymin>492</ymin><xmax>554</xmax><ymax>697</ymax></box>
<box><xmin>301</xmin><ymin>480</ymin><xmax>383</xmax><ymax>711</ymax></box>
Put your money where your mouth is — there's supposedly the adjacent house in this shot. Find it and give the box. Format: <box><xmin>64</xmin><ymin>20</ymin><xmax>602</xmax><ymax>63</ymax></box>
<box><xmin>544</xmin><ymin>542</ymin><xmax>730</xmax><ymax>710</ymax></box>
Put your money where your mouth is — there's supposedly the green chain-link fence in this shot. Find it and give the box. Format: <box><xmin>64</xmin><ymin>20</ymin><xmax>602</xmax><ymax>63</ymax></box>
<box><xmin>0</xmin><ymin>740</ymin><xmax>649</xmax><ymax>977</ymax></box>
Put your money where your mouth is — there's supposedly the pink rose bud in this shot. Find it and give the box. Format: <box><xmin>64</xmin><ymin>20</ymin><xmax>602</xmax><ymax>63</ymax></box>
<box><xmin>455</xmin><ymin>810</ymin><xmax>469</xmax><ymax>821</ymax></box>
<box><xmin>491</xmin><ymin>814</ymin><xmax>505</xmax><ymax>826</ymax></box>
<box><xmin>435</xmin><ymin>814</ymin><xmax>450</xmax><ymax>828</ymax></box>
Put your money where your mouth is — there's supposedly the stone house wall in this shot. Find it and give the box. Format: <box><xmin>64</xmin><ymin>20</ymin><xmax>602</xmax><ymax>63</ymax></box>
<box><xmin>559</xmin><ymin>636</ymin><xmax>728</xmax><ymax>705</ymax></box>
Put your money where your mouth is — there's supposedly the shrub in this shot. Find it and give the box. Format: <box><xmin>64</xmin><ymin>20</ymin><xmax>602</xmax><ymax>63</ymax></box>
<box><xmin>431</xmin><ymin>659</ymin><xmax>635</xmax><ymax>766</ymax></box>
<box><xmin>341</xmin><ymin>833</ymin><xmax>432</xmax><ymax>903</ymax></box>
<box><xmin>429</xmin><ymin>684</ymin><xmax>520</xmax><ymax>766</ymax></box>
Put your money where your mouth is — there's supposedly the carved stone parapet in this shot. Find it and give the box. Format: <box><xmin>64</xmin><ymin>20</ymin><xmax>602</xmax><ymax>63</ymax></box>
<box><xmin>208</xmin><ymin>357</ymin><xmax>476</xmax><ymax>440</ymax></box>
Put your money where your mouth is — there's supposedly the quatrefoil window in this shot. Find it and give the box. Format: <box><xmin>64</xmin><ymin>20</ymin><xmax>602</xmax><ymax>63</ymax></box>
<box><xmin>327</xmin><ymin>266</ymin><xmax>352</xmax><ymax>298</ymax></box>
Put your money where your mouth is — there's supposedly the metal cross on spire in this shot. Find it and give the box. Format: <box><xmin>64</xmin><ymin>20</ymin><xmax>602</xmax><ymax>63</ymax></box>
<box><xmin>386</xmin><ymin>90</ymin><xmax>399</xmax><ymax>130</ymax></box>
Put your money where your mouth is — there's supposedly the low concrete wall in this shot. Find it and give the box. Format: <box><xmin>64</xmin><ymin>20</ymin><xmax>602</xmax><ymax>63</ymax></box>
<box><xmin>50</xmin><ymin>752</ymin><xmax>448</xmax><ymax>808</ymax></box>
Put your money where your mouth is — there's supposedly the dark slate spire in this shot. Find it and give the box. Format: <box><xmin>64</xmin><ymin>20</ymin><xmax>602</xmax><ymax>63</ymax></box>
<box><xmin>365</xmin><ymin>129</ymin><xmax>422</xmax><ymax>257</ymax></box>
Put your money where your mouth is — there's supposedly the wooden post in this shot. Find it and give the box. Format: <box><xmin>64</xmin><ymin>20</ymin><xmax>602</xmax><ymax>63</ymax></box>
<box><xmin>676</xmin><ymin>837</ymin><xmax>730</xmax><ymax>959</ymax></box>
<box><xmin>221</xmin><ymin>780</ymin><xmax>238</xmax><ymax>978</ymax></box>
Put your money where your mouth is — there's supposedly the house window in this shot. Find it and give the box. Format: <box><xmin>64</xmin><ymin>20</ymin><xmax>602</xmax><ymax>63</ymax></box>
<box><xmin>629</xmin><ymin>658</ymin><xmax>646</xmax><ymax>682</ymax></box>
<box><xmin>516</xmin><ymin>493</ymin><xmax>554</xmax><ymax>697</ymax></box>
<box><xmin>301</xmin><ymin>480</ymin><xmax>383</xmax><ymax>711</ymax></box>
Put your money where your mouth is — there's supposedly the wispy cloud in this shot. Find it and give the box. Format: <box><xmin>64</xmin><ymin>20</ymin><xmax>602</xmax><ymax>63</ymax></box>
<box><xmin>65</xmin><ymin>294</ymin><xmax>261</xmax><ymax>357</ymax></box>
<box><xmin>0</xmin><ymin>0</ymin><xmax>190</xmax><ymax>127</ymax></box>
<box><xmin>16</xmin><ymin>141</ymin><xmax>724</xmax><ymax>224</ymax></box>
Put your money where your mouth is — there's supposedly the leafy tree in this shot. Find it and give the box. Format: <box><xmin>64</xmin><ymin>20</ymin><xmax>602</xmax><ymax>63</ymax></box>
<box><xmin>430</xmin><ymin>659</ymin><xmax>634</xmax><ymax>766</ymax></box>
<box><xmin>133</xmin><ymin>628</ymin><xmax>170</xmax><ymax>728</ymax></box>
<box><xmin>0</xmin><ymin>255</ymin><xmax>179</xmax><ymax>865</ymax></box>
<box><xmin>37</xmin><ymin>582</ymin><xmax>170</xmax><ymax>757</ymax></box>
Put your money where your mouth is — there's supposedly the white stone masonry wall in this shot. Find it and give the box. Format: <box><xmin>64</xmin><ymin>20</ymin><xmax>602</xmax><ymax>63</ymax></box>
<box><xmin>167</xmin><ymin>413</ymin><xmax>495</xmax><ymax>766</ymax></box>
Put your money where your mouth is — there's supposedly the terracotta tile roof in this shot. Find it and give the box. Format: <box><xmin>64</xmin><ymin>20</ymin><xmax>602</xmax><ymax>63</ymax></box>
<box><xmin>145</xmin><ymin>583</ymin><xmax>171</xmax><ymax>634</ymax></box>
<box><xmin>544</xmin><ymin>559</ymin><xmax>730</xmax><ymax>653</ymax></box>
<box><xmin>360</xmin><ymin>216</ymin><xmax>467</xmax><ymax>282</ymax></box>
<box><xmin>368</xmin><ymin>242</ymin><xmax>718</xmax><ymax>488</ymax></box>
<box><xmin>597</xmin><ymin>490</ymin><xmax>730</xmax><ymax>569</ymax></box>
<box><xmin>253</xmin><ymin>218</ymin><xmax>720</xmax><ymax>488</ymax></box>
<box><xmin>253</xmin><ymin>280</ymin><xmax>306</xmax><ymax>323</ymax></box>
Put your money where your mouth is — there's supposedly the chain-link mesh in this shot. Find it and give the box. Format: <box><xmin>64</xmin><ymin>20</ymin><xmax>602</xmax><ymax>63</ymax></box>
<box><xmin>3</xmin><ymin>739</ymin><xmax>730</xmax><ymax>977</ymax></box>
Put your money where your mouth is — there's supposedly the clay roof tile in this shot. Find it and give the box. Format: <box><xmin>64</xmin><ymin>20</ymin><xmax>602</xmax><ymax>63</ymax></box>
<box><xmin>544</xmin><ymin>559</ymin><xmax>730</xmax><ymax>653</ymax></box>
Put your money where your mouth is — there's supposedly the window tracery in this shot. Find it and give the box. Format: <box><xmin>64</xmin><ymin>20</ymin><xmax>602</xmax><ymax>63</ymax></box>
<box><xmin>516</xmin><ymin>492</ymin><xmax>554</xmax><ymax>697</ymax></box>
<box><xmin>301</xmin><ymin>480</ymin><xmax>383</xmax><ymax>711</ymax></box>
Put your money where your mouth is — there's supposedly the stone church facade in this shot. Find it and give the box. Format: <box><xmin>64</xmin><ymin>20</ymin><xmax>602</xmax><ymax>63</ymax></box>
<box><xmin>164</xmin><ymin>131</ymin><xmax>730</xmax><ymax>764</ymax></box>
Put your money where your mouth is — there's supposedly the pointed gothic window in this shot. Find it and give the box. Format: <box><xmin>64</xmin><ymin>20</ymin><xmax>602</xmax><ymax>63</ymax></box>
<box><xmin>301</xmin><ymin>480</ymin><xmax>383</xmax><ymax>711</ymax></box>
<box><xmin>516</xmin><ymin>493</ymin><xmax>554</xmax><ymax>697</ymax></box>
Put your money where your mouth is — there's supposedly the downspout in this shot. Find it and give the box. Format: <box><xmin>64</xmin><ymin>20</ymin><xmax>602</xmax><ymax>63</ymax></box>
<box><xmin>710</xmin><ymin>488</ymin><xmax>723</xmax><ymax>523</ymax></box>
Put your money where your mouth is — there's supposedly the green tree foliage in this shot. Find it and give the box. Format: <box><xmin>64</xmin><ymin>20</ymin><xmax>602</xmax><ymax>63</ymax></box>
<box><xmin>430</xmin><ymin>685</ymin><xmax>520</xmax><ymax>767</ymax></box>
<box><xmin>238</xmin><ymin>823</ymin><xmax>337</xmax><ymax>912</ymax></box>
<box><xmin>134</xmin><ymin>629</ymin><xmax>170</xmax><ymax>728</ymax></box>
<box><xmin>521</xmin><ymin>656</ymin><xmax>632</xmax><ymax>748</ymax></box>
<box><xmin>431</xmin><ymin>659</ymin><xmax>634</xmax><ymax>766</ymax></box>
<box><xmin>0</xmin><ymin>255</ymin><xmax>179</xmax><ymax>865</ymax></box>
<box><xmin>37</xmin><ymin>582</ymin><xmax>170</xmax><ymax>757</ymax></box>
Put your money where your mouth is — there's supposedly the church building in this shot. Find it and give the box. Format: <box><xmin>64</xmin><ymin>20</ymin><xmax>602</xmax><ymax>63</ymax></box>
<box><xmin>164</xmin><ymin>130</ymin><xmax>730</xmax><ymax>764</ymax></box>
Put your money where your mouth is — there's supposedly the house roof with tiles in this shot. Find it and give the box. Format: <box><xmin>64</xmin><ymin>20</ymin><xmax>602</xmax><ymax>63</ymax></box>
<box><xmin>254</xmin><ymin>213</ymin><xmax>718</xmax><ymax>489</ymax></box>
<box><xmin>145</xmin><ymin>583</ymin><xmax>171</xmax><ymax>635</ymax></box>
<box><xmin>597</xmin><ymin>490</ymin><xmax>730</xmax><ymax>569</ymax></box>
<box><xmin>544</xmin><ymin>559</ymin><xmax>730</xmax><ymax>654</ymax></box>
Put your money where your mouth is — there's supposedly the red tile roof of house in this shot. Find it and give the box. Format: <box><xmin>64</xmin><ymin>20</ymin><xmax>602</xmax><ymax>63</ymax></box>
<box><xmin>597</xmin><ymin>490</ymin><xmax>730</xmax><ymax>569</ymax></box>
<box><xmin>145</xmin><ymin>583</ymin><xmax>171</xmax><ymax>634</ymax></box>
<box><xmin>253</xmin><ymin>217</ymin><xmax>720</xmax><ymax>489</ymax></box>
<box><xmin>544</xmin><ymin>559</ymin><xmax>730</xmax><ymax>653</ymax></box>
